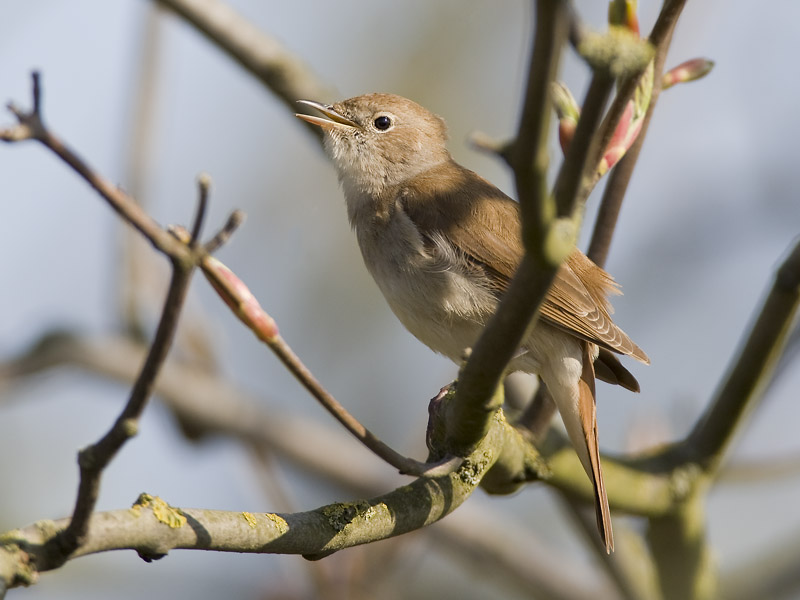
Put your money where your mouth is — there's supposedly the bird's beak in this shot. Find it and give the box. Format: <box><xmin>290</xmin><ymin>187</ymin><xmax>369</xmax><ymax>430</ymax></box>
<box><xmin>295</xmin><ymin>100</ymin><xmax>358</xmax><ymax>130</ymax></box>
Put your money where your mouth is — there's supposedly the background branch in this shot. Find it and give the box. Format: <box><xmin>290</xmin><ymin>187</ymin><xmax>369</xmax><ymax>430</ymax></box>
<box><xmin>686</xmin><ymin>237</ymin><xmax>800</xmax><ymax>472</ymax></box>
<box><xmin>154</xmin><ymin>0</ymin><xmax>336</xmax><ymax>142</ymax></box>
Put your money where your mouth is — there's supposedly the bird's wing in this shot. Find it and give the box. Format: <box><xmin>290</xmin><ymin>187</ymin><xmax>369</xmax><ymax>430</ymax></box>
<box><xmin>399</xmin><ymin>162</ymin><xmax>649</xmax><ymax>363</ymax></box>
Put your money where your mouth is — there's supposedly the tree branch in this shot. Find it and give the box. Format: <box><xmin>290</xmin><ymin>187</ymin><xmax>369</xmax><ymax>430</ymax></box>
<box><xmin>0</xmin><ymin>73</ymin><xmax>194</xmax><ymax>264</ymax></box>
<box><xmin>646</xmin><ymin>494</ymin><xmax>717</xmax><ymax>600</ymax></box>
<box><xmin>686</xmin><ymin>236</ymin><xmax>800</xmax><ymax>473</ymax></box>
<box><xmin>0</xmin><ymin>417</ymin><xmax>506</xmax><ymax>589</ymax></box>
<box><xmin>170</xmin><ymin>240</ymin><xmax>463</xmax><ymax>478</ymax></box>
<box><xmin>444</xmin><ymin>0</ymin><xmax>570</xmax><ymax>457</ymax></box>
<box><xmin>55</xmin><ymin>260</ymin><xmax>195</xmax><ymax>559</ymax></box>
<box><xmin>0</xmin><ymin>73</ymin><xmax>243</xmax><ymax>577</ymax></box>
<box><xmin>153</xmin><ymin>0</ymin><xmax>336</xmax><ymax>142</ymax></box>
<box><xmin>588</xmin><ymin>0</ymin><xmax>687</xmax><ymax>266</ymax></box>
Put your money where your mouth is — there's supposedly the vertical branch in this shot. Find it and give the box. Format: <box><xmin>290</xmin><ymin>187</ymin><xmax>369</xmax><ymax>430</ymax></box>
<box><xmin>445</xmin><ymin>0</ymin><xmax>570</xmax><ymax>455</ymax></box>
<box><xmin>56</xmin><ymin>261</ymin><xmax>196</xmax><ymax>556</ymax></box>
<box><xmin>55</xmin><ymin>177</ymin><xmax>215</xmax><ymax>557</ymax></box>
<box><xmin>646</xmin><ymin>494</ymin><xmax>718</xmax><ymax>600</ymax></box>
<box><xmin>512</xmin><ymin>0</ymin><xmax>570</xmax><ymax>248</ymax></box>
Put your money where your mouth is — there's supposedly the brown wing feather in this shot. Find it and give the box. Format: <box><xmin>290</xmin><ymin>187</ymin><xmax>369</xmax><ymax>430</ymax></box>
<box><xmin>399</xmin><ymin>161</ymin><xmax>648</xmax><ymax>363</ymax></box>
<box><xmin>543</xmin><ymin>253</ymin><xmax>650</xmax><ymax>364</ymax></box>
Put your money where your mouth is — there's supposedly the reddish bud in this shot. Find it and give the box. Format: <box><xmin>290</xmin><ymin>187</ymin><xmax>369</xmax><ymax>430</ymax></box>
<box><xmin>203</xmin><ymin>257</ymin><xmax>279</xmax><ymax>342</ymax></box>
<box><xmin>662</xmin><ymin>58</ymin><xmax>715</xmax><ymax>89</ymax></box>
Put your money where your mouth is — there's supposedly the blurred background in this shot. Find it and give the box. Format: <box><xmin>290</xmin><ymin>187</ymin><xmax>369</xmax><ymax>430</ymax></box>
<box><xmin>1</xmin><ymin>1</ymin><xmax>799</xmax><ymax>598</ymax></box>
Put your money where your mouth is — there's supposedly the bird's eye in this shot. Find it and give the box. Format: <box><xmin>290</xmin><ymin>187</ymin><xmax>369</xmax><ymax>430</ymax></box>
<box><xmin>373</xmin><ymin>115</ymin><xmax>392</xmax><ymax>131</ymax></box>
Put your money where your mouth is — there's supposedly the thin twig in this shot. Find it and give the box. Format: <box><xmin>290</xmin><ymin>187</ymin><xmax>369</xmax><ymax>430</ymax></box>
<box><xmin>0</xmin><ymin>73</ymin><xmax>244</xmax><ymax>566</ymax></box>
<box><xmin>203</xmin><ymin>210</ymin><xmax>246</xmax><ymax>253</ymax></box>
<box><xmin>189</xmin><ymin>173</ymin><xmax>211</xmax><ymax>245</ymax></box>
<box><xmin>182</xmin><ymin>242</ymin><xmax>463</xmax><ymax>478</ymax></box>
<box><xmin>0</xmin><ymin>73</ymin><xmax>193</xmax><ymax>263</ymax></box>
<box><xmin>56</xmin><ymin>263</ymin><xmax>195</xmax><ymax>556</ymax></box>
<box><xmin>265</xmin><ymin>330</ymin><xmax>462</xmax><ymax>477</ymax></box>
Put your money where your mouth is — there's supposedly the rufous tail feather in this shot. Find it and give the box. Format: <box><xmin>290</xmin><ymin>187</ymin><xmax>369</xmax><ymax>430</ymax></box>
<box><xmin>578</xmin><ymin>342</ymin><xmax>614</xmax><ymax>553</ymax></box>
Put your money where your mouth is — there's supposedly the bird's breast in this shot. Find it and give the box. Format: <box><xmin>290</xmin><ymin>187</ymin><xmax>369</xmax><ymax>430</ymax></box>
<box><xmin>353</xmin><ymin>203</ymin><xmax>495</xmax><ymax>362</ymax></box>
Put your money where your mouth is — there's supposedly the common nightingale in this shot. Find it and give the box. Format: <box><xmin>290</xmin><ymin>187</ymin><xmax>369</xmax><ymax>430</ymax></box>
<box><xmin>296</xmin><ymin>93</ymin><xmax>649</xmax><ymax>553</ymax></box>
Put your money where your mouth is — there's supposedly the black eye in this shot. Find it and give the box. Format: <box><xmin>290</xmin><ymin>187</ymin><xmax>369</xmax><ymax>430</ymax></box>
<box><xmin>373</xmin><ymin>115</ymin><xmax>392</xmax><ymax>130</ymax></box>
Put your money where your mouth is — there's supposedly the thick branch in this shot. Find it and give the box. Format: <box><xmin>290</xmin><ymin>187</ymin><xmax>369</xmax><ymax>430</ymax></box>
<box><xmin>445</xmin><ymin>0</ymin><xmax>569</xmax><ymax>457</ymax></box>
<box><xmin>0</xmin><ymin>331</ymin><xmax>614</xmax><ymax>598</ymax></box>
<box><xmin>646</xmin><ymin>494</ymin><xmax>717</xmax><ymax>600</ymax></box>
<box><xmin>0</xmin><ymin>419</ymin><xmax>505</xmax><ymax>589</ymax></box>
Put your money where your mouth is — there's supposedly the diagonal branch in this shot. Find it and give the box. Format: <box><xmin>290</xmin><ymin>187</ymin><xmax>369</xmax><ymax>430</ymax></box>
<box><xmin>0</xmin><ymin>73</ymin><xmax>193</xmax><ymax>264</ymax></box>
<box><xmin>154</xmin><ymin>0</ymin><xmax>336</xmax><ymax>143</ymax></box>
<box><xmin>175</xmin><ymin>238</ymin><xmax>462</xmax><ymax>478</ymax></box>
<box><xmin>686</xmin><ymin>236</ymin><xmax>800</xmax><ymax>473</ymax></box>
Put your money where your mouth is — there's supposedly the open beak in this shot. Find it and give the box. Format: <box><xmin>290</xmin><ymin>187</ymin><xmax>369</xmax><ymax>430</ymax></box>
<box><xmin>295</xmin><ymin>100</ymin><xmax>358</xmax><ymax>130</ymax></box>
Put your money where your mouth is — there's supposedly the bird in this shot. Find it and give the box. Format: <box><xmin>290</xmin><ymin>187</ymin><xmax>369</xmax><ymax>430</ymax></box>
<box><xmin>296</xmin><ymin>93</ymin><xmax>649</xmax><ymax>553</ymax></box>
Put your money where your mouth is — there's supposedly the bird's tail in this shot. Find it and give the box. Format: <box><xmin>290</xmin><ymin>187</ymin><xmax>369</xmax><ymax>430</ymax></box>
<box><xmin>544</xmin><ymin>342</ymin><xmax>614</xmax><ymax>553</ymax></box>
<box><xmin>577</xmin><ymin>342</ymin><xmax>613</xmax><ymax>553</ymax></box>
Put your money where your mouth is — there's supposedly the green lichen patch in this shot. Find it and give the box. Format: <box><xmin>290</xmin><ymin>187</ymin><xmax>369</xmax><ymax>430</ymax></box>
<box><xmin>321</xmin><ymin>501</ymin><xmax>375</xmax><ymax>533</ymax></box>
<box><xmin>458</xmin><ymin>450</ymin><xmax>492</xmax><ymax>487</ymax></box>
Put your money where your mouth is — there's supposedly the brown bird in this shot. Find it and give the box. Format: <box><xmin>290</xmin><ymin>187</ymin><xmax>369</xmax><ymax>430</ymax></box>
<box><xmin>296</xmin><ymin>93</ymin><xmax>649</xmax><ymax>553</ymax></box>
